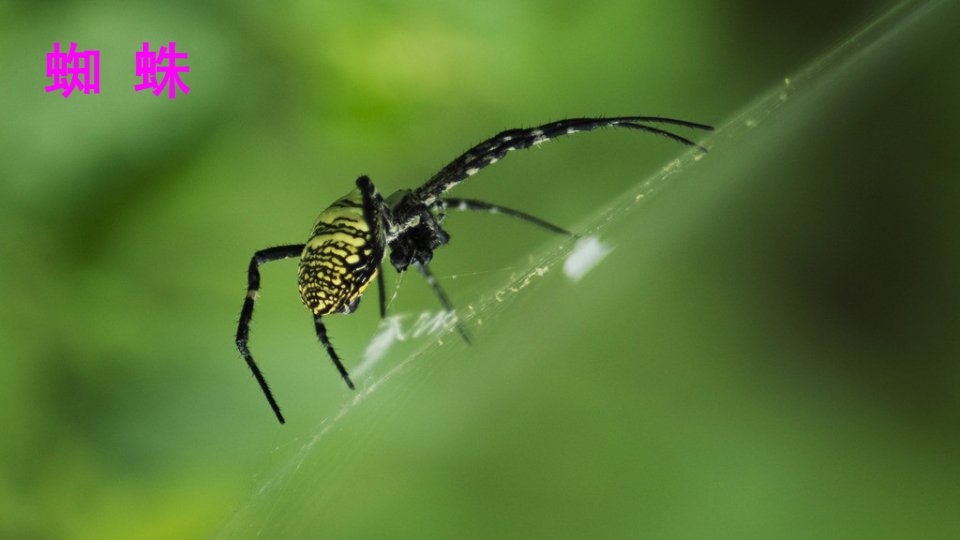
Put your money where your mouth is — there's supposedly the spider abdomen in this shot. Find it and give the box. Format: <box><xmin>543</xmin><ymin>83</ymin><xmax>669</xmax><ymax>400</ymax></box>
<box><xmin>298</xmin><ymin>188</ymin><xmax>383</xmax><ymax>316</ymax></box>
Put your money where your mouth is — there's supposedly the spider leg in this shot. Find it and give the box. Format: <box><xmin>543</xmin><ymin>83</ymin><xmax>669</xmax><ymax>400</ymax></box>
<box><xmin>376</xmin><ymin>263</ymin><xmax>387</xmax><ymax>318</ymax></box>
<box><xmin>414</xmin><ymin>262</ymin><xmax>471</xmax><ymax>344</ymax></box>
<box><xmin>236</xmin><ymin>244</ymin><xmax>306</xmax><ymax>424</ymax></box>
<box><xmin>440</xmin><ymin>198</ymin><xmax>577</xmax><ymax>238</ymax></box>
<box><xmin>314</xmin><ymin>316</ymin><xmax>355</xmax><ymax>390</ymax></box>
<box><xmin>414</xmin><ymin>116</ymin><xmax>713</xmax><ymax>204</ymax></box>
<box><xmin>356</xmin><ymin>175</ymin><xmax>389</xmax><ymax>319</ymax></box>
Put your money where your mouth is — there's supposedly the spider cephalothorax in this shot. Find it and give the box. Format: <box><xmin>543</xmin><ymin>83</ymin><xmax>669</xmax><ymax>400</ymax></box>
<box><xmin>236</xmin><ymin>116</ymin><xmax>713</xmax><ymax>423</ymax></box>
<box><xmin>385</xmin><ymin>190</ymin><xmax>451</xmax><ymax>272</ymax></box>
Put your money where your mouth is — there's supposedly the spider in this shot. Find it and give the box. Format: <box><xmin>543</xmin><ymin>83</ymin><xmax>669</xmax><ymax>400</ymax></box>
<box><xmin>235</xmin><ymin>115</ymin><xmax>712</xmax><ymax>423</ymax></box>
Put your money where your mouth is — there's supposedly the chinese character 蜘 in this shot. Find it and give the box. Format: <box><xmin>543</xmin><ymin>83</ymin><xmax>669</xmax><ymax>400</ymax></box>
<box><xmin>135</xmin><ymin>41</ymin><xmax>190</xmax><ymax>99</ymax></box>
<box><xmin>45</xmin><ymin>42</ymin><xmax>100</xmax><ymax>98</ymax></box>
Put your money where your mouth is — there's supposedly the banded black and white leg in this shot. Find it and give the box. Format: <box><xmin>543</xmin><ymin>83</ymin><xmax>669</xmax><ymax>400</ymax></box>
<box><xmin>414</xmin><ymin>116</ymin><xmax>714</xmax><ymax>205</ymax></box>
<box><xmin>236</xmin><ymin>244</ymin><xmax>305</xmax><ymax>424</ymax></box>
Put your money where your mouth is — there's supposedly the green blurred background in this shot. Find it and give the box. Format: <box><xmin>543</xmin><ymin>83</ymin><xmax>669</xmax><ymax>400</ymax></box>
<box><xmin>1</xmin><ymin>1</ymin><xmax>958</xmax><ymax>538</ymax></box>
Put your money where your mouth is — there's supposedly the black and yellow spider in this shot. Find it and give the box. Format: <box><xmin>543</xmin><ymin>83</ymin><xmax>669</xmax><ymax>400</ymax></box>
<box><xmin>235</xmin><ymin>116</ymin><xmax>712</xmax><ymax>423</ymax></box>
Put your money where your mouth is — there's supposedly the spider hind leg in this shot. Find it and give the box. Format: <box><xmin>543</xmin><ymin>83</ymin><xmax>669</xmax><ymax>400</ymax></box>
<box><xmin>235</xmin><ymin>244</ymin><xmax>306</xmax><ymax>424</ymax></box>
<box><xmin>314</xmin><ymin>316</ymin><xmax>355</xmax><ymax>390</ymax></box>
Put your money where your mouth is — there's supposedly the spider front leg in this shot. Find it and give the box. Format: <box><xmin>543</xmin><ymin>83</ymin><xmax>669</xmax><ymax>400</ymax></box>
<box><xmin>414</xmin><ymin>116</ymin><xmax>713</xmax><ymax>204</ymax></box>
<box><xmin>236</xmin><ymin>244</ymin><xmax>306</xmax><ymax>424</ymax></box>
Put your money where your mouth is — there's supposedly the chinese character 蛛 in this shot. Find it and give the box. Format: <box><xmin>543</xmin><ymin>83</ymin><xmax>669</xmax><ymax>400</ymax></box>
<box><xmin>135</xmin><ymin>41</ymin><xmax>190</xmax><ymax>99</ymax></box>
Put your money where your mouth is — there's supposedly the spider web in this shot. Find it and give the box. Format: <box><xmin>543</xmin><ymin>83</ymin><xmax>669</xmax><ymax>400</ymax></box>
<box><xmin>216</xmin><ymin>1</ymin><xmax>944</xmax><ymax>535</ymax></box>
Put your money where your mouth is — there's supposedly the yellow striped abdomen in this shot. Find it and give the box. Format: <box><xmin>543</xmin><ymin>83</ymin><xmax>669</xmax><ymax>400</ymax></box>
<box><xmin>298</xmin><ymin>187</ymin><xmax>382</xmax><ymax>315</ymax></box>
